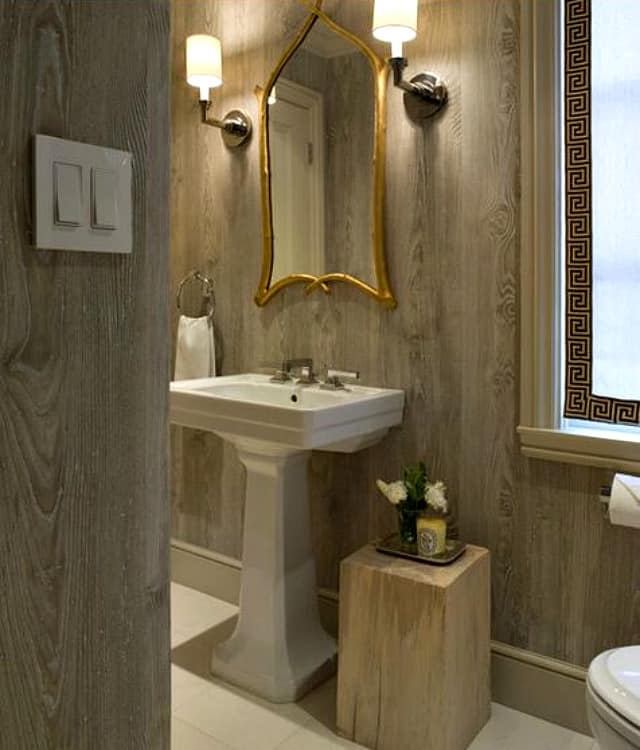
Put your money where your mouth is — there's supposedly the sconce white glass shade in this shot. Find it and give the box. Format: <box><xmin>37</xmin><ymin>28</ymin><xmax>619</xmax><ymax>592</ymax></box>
<box><xmin>372</xmin><ymin>0</ymin><xmax>418</xmax><ymax>58</ymax></box>
<box><xmin>186</xmin><ymin>34</ymin><xmax>223</xmax><ymax>100</ymax></box>
<box><xmin>268</xmin><ymin>86</ymin><xmax>277</xmax><ymax>106</ymax></box>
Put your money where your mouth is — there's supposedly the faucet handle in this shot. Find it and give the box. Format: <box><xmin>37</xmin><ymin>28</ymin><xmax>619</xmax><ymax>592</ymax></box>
<box><xmin>320</xmin><ymin>367</ymin><xmax>360</xmax><ymax>390</ymax></box>
<box><xmin>326</xmin><ymin>367</ymin><xmax>360</xmax><ymax>381</ymax></box>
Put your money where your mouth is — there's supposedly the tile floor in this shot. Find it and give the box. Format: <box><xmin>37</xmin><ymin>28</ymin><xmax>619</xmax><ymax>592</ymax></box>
<box><xmin>171</xmin><ymin>583</ymin><xmax>597</xmax><ymax>749</ymax></box>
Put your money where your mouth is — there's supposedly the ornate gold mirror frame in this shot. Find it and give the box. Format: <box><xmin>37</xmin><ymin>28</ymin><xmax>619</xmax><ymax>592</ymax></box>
<box><xmin>254</xmin><ymin>1</ymin><xmax>396</xmax><ymax>308</ymax></box>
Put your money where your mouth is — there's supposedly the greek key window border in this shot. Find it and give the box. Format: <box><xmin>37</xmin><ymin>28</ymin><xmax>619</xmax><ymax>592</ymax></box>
<box><xmin>564</xmin><ymin>0</ymin><xmax>640</xmax><ymax>424</ymax></box>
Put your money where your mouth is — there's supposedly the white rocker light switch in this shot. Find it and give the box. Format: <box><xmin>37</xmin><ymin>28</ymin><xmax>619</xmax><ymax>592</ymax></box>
<box><xmin>53</xmin><ymin>162</ymin><xmax>83</xmax><ymax>227</ymax></box>
<box><xmin>91</xmin><ymin>168</ymin><xmax>118</xmax><ymax>230</ymax></box>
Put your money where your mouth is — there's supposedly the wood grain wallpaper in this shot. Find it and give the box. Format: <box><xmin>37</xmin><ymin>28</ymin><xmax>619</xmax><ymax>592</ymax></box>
<box><xmin>0</xmin><ymin>1</ymin><xmax>171</xmax><ymax>748</ymax></box>
<box><xmin>171</xmin><ymin>0</ymin><xmax>640</xmax><ymax>668</ymax></box>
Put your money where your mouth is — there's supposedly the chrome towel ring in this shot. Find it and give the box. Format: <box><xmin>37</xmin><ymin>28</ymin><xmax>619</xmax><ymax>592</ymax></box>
<box><xmin>176</xmin><ymin>270</ymin><xmax>215</xmax><ymax>319</ymax></box>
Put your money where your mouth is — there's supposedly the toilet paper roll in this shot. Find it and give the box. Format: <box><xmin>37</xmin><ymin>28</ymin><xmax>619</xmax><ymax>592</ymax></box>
<box><xmin>609</xmin><ymin>473</ymin><xmax>640</xmax><ymax>529</ymax></box>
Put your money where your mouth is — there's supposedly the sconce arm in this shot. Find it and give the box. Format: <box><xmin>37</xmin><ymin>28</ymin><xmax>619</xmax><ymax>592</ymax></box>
<box><xmin>199</xmin><ymin>101</ymin><xmax>253</xmax><ymax>147</ymax></box>
<box><xmin>388</xmin><ymin>58</ymin><xmax>448</xmax><ymax>116</ymax></box>
<box><xmin>389</xmin><ymin>57</ymin><xmax>410</xmax><ymax>90</ymax></box>
<box><xmin>199</xmin><ymin>101</ymin><xmax>223</xmax><ymax>127</ymax></box>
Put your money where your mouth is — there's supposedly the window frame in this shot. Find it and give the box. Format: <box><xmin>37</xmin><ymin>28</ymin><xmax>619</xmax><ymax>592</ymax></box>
<box><xmin>518</xmin><ymin>0</ymin><xmax>640</xmax><ymax>472</ymax></box>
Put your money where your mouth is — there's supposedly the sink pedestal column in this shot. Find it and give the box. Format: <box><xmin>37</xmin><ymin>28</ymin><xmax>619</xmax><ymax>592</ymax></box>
<box><xmin>211</xmin><ymin>437</ymin><xmax>336</xmax><ymax>703</ymax></box>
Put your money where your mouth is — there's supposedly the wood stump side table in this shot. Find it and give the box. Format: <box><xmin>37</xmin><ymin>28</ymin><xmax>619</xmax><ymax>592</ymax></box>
<box><xmin>336</xmin><ymin>544</ymin><xmax>490</xmax><ymax>750</ymax></box>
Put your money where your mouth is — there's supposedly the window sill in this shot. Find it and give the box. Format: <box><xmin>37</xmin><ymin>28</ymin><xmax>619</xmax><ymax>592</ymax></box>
<box><xmin>518</xmin><ymin>426</ymin><xmax>640</xmax><ymax>473</ymax></box>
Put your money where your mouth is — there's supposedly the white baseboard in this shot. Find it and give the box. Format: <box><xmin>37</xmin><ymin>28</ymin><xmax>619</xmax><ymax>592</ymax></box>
<box><xmin>170</xmin><ymin>540</ymin><xmax>590</xmax><ymax>736</ymax></box>
<box><xmin>171</xmin><ymin>538</ymin><xmax>241</xmax><ymax>605</ymax></box>
<box><xmin>491</xmin><ymin>642</ymin><xmax>589</xmax><ymax>735</ymax></box>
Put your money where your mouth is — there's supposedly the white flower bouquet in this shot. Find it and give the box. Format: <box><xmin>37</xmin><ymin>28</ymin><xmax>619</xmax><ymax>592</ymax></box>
<box><xmin>376</xmin><ymin>461</ymin><xmax>448</xmax><ymax>545</ymax></box>
<box><xmin>376</xmin><ymin>461</ymin><xmax>448</xmax><ymax>515</ymax></box>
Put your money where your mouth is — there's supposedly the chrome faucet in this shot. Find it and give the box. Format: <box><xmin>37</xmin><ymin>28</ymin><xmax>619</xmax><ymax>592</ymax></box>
<box><xmin>295</xmin><ymin>364</ymin><xmax>319</xmax><ymax>385</ymax></box>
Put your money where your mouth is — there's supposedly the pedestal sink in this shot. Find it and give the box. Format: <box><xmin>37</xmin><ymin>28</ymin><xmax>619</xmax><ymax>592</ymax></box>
<box><xmin>170</xmin><ymin>373</ymin><xmax>404</xmax><ymax>702</ymax></box>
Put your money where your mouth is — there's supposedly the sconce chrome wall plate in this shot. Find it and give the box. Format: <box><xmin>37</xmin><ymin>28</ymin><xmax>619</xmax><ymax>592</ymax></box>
<box><xmin>403</xmin><ymin>72</ymin><xmax>448</xmax><ymax>120</ymax></box>
<box><xmin>199</xmin><ymin>103</ymin><xmax>252</xmax><ymax>148</ymax></box>
<box><xmin>220</xmin><ymin>109</ymin><xmax>253</xmax><ymax>148</ymax></box>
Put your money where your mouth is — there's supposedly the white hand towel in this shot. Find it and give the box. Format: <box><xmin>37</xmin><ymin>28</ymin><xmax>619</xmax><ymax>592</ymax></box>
<box><xmin>174</xmin><ymin>315</ymin><xmax>216</xmax><ymax>381</ymax></box>
<box><xmin>609</xmin><ymin>473</ymin><xmax>640</xmax><ymax>529</ymax></box>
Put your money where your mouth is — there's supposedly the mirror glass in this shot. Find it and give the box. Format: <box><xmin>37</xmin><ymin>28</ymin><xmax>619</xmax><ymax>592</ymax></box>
<box><xmin>268</xmin><ymin>17</ymin><xmax>376</xmax><ymax>287</ymax></box>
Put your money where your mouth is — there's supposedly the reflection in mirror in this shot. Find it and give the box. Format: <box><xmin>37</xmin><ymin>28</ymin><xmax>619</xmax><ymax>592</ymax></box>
<box><xmin>269</xmin><ymin>20</ymin><xmax>375</xmax><ymax>286</ymax></box>
<box><xmin>256</xmin><ymin>3</ymin><xmax>395</xmax><ymax>307</ymax></box>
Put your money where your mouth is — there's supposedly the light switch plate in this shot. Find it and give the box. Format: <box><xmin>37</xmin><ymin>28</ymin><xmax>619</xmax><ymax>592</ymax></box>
<box><xmin>34</xmin><ymin>135</ymin><xmax>133</xmax><ymax>253</ymax></box>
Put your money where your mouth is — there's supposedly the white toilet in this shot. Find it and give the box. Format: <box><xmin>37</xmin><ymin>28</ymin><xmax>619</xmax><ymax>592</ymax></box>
<box><xmin>587</xmin><ymin>646</ymin><xmax>640</xmax><ymax>749</ymax></box>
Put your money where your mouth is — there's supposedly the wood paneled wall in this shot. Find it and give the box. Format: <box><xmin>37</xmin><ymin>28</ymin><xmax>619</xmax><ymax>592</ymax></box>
<box><xmin>0</xmin><ymin>2</ymin><xmax>171</xmax><ymax>748</ymax></box>
<box><xmin>171</xmin><ymin>0</ymin><xmax>640</xmax><ymax>668</ymax></box>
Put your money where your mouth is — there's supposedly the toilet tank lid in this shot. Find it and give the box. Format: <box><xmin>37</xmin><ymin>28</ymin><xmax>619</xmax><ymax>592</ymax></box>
<box><xmin>589</xmin><ymin>646</ymin><xmax>640</xmax><ymax>727</ymax></box>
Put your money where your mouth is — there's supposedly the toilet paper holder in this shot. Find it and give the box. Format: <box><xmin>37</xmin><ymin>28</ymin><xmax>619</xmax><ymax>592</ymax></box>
<box><xmin>599</xmin><ymin>485</ymin><xmax>611</xmax><ymax>517</ymax></box>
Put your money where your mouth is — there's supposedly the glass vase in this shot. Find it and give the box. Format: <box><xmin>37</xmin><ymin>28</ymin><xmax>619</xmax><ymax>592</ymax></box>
<box><xmin>396</xmin><ymin>506</ymin><xmax>421</xmax><ymax>545</ymax></box>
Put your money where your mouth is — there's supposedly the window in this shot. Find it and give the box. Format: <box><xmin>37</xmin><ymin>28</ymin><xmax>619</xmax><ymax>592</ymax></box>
<box><xmin>519</xmin><ymin>0</ymin><xmax>640</xmax><ymax>471</ymax></box>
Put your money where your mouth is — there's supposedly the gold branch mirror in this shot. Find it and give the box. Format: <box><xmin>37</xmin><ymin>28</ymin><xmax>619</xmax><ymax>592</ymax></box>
<box><xmin>255</xmin><ymin>1</ymin><xmax>395</xmax><ymax>308</ymax></box>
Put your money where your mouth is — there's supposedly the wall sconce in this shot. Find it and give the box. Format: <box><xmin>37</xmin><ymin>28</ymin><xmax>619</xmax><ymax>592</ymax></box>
<box><xmin>372</xmin><ymin>0</ymin><xmax>448</xmax><ymax>118</ymax></box>
<box><xmin>186</xmin><ymin>34</ymin><xmax>252</xmax><ymax>148</ymax></box>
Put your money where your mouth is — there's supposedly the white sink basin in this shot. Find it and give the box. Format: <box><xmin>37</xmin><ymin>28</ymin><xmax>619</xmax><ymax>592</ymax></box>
<box><xmin>169</xmin><ymin>372</ymin><xmax>404</xmax><ymax>703</ymax></box>
<box><xmin>170</xmin><ymin>373</ymin><xmax>404</xmax><ymax>452</ymax></box>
